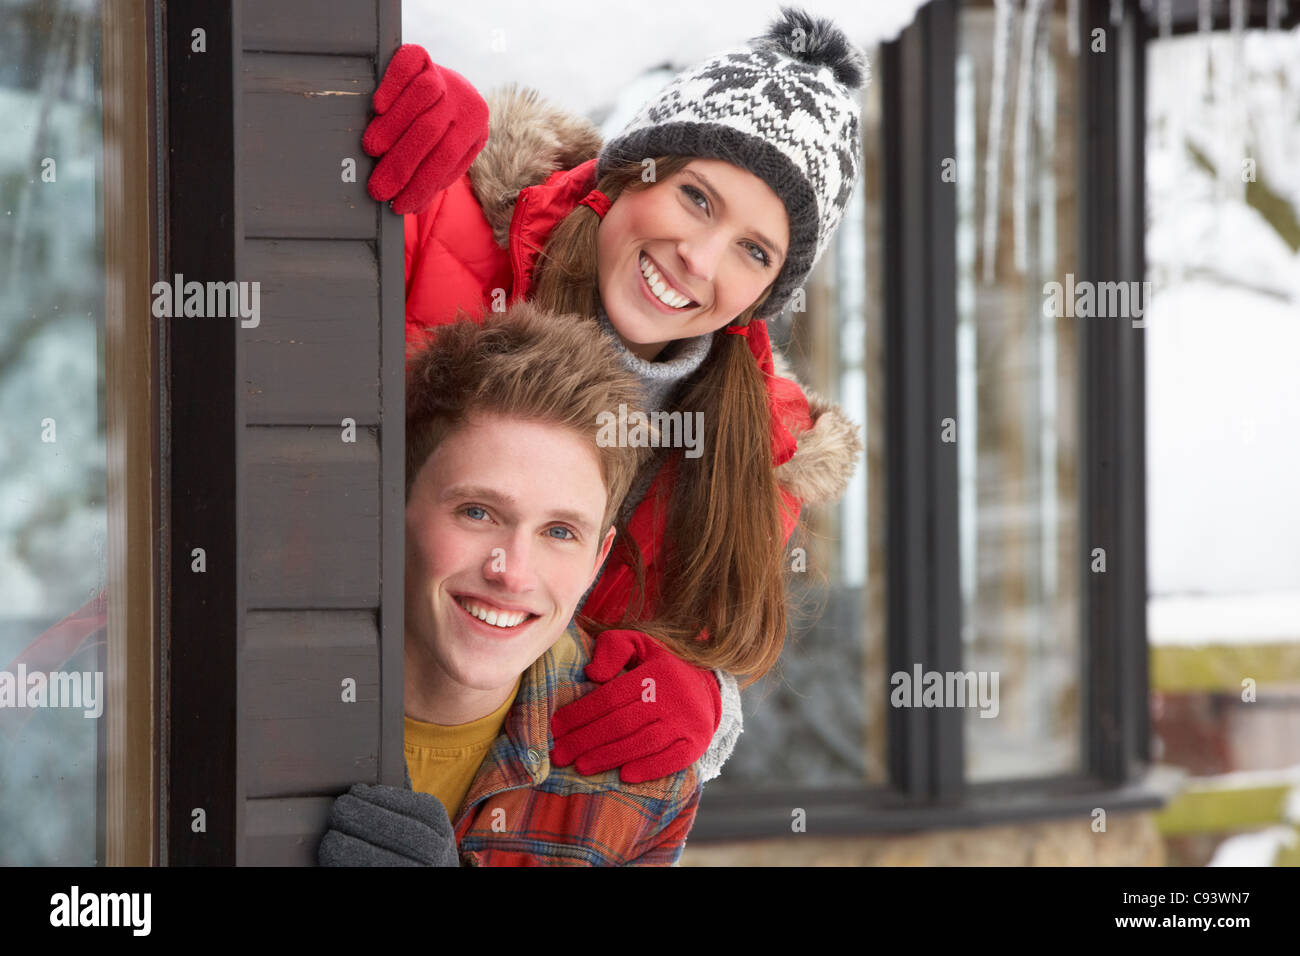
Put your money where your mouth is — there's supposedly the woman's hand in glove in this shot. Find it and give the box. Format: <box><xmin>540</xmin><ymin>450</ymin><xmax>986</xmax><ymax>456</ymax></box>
<box><xmin>363</xmin><ymin>44</ymin><xmax>489</xmax><ymax>215</ymax></box>
<box><xmin>550</xmin><ymin>629</ymin><xmax>721</xmax><ymax>784</ymax></box>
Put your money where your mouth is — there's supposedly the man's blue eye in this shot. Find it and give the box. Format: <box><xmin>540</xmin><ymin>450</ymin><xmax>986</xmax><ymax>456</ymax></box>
<box><xmin>548</xmin><ymin>526</ymin><xmax>575</xmax><ymax>541</ymax></box>
<box><xmin>463</xmin><ymin>505</ymin><xmax>488</xmax><ymax>521</ymax></box>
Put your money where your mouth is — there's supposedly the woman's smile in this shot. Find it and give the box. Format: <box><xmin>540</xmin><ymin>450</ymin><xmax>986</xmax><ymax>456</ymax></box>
<box><xmin>637</xmin><ymin>250</ymin><xmax>698</xmax><ymax>314</ymax></box>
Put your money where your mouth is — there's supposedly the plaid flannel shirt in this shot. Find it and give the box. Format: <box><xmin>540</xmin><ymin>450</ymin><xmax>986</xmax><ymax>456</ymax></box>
<box><xmin>451</xmin><ymin>623</ymin><xmax>702</xmax><ymax>866</ymax></box>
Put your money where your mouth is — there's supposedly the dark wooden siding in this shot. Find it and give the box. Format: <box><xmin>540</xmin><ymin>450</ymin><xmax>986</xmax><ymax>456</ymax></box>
<box><xmin>166</xmin><ymin>0</ymin><xmax>403</xmax><ymax>866</ymax></box>
<box><xmin>237</xmin><ymin>0</ymin><xmax>404</xmax><ymax>866</ymax></box>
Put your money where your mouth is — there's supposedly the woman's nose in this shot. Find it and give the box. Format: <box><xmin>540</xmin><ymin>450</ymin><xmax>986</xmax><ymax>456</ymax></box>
<box><xmin>677</xmin><ymin>231</ymin><xmax>728</xmax><ymax>284</ymax></box>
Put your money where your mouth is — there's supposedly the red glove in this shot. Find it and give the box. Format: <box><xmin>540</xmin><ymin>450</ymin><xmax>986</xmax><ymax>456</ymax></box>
<box><xmin>363</xmin><ymin>44</ymin><xmax>489</xmax><ymax>215</ymax></box>
<box><xmin>550</xmin><ymin>629</ymin><xmax>722</xmax><ymax>784</ymax></box>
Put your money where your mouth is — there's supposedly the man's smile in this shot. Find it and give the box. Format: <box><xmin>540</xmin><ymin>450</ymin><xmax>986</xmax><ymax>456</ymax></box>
<box><xmin>452</xmin><ymin>593</ymin><xmax>540</xmax><ymax>634</ymax></box>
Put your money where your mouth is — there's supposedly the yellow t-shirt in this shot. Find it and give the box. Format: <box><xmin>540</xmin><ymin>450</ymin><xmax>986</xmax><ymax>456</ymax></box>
<box><xmin>404</xmin><ymin>676</ymin><xmax>522</xmax><ymax>821</ymax></box>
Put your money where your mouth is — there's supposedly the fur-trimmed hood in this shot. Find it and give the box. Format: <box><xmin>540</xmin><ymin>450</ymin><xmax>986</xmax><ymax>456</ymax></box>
<box><xmin>466</xmin><ymin>85</ymin><xmax>863</xmax><ymax>507</ymax></box>
<box><xmin>467</xmin><ymin>84</ymin><xmax>604</xmax><ymax>250</ymax></box>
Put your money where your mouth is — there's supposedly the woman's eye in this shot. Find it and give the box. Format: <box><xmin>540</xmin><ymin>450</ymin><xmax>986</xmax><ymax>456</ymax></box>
<box><xmin>681</xmin><ymin>184</ymin><xmax>770</xmax><ymax>267</ymax></box>
<box><xmin>681</xmin><ymin>184</ymin><xmax>708</xmax><ymax>211</ymax></box>
<box><xmin>746</xmin><ymin>242</ymin><xmax>771</xmax><ymax>267</ymax></box>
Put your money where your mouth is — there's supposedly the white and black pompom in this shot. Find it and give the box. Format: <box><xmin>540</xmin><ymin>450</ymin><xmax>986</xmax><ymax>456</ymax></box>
<box><xmin>756</xmin><ymin>5</ymin><xmax>870</xmax><ymax>90</ymax></box>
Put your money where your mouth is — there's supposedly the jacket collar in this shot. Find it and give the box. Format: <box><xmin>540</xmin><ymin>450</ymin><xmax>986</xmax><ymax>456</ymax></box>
<box><xmin>453</xmin><ymin>625</ymin><xmax>581</xmax><ymax>825</ymax></box>
<box><xmin>507</xmin><ymin>159</ymin><xmax>598</xmax><ymax>303</ymax></box>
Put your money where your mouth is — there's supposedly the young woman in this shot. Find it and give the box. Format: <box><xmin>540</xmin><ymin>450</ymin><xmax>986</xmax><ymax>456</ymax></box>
<box><xmin>368</xmin><ymin>7</ymin><xmax>867</xmax><ymax>785</ymax></box>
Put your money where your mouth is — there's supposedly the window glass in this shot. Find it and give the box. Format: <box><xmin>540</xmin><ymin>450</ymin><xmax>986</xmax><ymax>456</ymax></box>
<box><xmin>1145</xmin><ymin>26</ymin><xmax>1300</xmax><ymax>778</ymax></box>
<box><xmin>0</xmin><ymin>0</ymin><xmax>107</xmax><ymax>865</ymax></box>
<box><xmin>956</xmin><ymin>0</ymin><xmax>1083</xmax><ymax>782</ymax></box>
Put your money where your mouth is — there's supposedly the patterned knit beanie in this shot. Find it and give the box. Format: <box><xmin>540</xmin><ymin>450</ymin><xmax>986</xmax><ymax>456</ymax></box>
<box><xmin>596</xmin><ymin>6</ymin><xmax>870</xmax><ymax>320</ymax></box>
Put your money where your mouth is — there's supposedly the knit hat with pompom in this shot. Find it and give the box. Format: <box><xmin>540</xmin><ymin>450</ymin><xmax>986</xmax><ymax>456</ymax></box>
<box><xmin>596</xmin><ymin>6</ymin><xmax>870</xmax><ymax>320</ymax></box>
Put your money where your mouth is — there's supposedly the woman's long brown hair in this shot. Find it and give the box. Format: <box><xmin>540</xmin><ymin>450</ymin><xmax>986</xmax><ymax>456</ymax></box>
<box><xmin>529</xmin><ymin>155</ymin><xmax>792</xmax><ymax>689</ymax></box>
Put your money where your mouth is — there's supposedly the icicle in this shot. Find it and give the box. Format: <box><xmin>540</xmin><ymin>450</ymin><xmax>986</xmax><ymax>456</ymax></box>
<box><xmin>1013</xmin><ymin>0</ymin><xmax>1048</xmax><ymax>276</ymax></box>
<box><xmin>1267</xmin><ymin>0</ymin><xmax>1288</xmax><ymax>31</ymax></box>
<box><xmin>1035</xmin><ymin>0</ymin><xmax>1057</xmax><ymax>271</ymax></box>
<box><xmin>1110</xmin><ymin>0</ymin><xmax>1124</xmax><ymax>27</ymax></box>
<box><xmin>1067</xmin><ymin>0</ymin><xmax>1079</xmax><ymax>56</ymax></box>
<box><xmin>1228</xmin><ymin>0</ymin><xmax>1247</xmax><ymax>202</ymax></box>
<box><xmin>983</xmin><ymin>0</ymin><xmax>1018</xmax><ymax>285</ymax></box>
<box><xmin>1201</xmin><ymin>0</ymin><xmax>1215</xmax><ymax>114</ymax></box>
<box><xmin>1155</xmin><ymin>0</ymin><xmax>1174</xmax><ymax>150</ymax></box>
<box><xmin>1198</xmin><ymin>0</ymin><xmax>1217</xmax><ymax>148</ymax></box>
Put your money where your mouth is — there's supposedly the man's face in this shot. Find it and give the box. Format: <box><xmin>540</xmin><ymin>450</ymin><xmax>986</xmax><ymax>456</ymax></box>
<box><xmin>595</xmin><ymin>157</ymin><xmax>790</xmax><ymax>361</ymax></box>
<box><xmin>405</xmin><ymin>411</ymin><xmax>616</xmax><ymax>699</ymax></box>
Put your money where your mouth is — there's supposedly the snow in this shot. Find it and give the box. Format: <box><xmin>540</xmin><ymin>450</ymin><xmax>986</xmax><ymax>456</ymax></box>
<box><xmin>1195</xmin><ymin>768</ymin><xmax>1300</xmax><ymax>866</ymax></box>
<box><xmin>1144</xmin><ymin>27</ymin><xmax>1300</xmax><ymax>637</ymax></box>
<box><xmin>1287</xmin><ymin>782</ymin><xmax>1300</xmax><ymax>824</ymax></box>
<box><xmin>1150</xmin><ymin>590</ymin><xmax>1300</xmax><ymax>644</ymax></box>
<box><xmin>401</xmin><ymin>0</ymin><xmax>930</xmax><ymax>119</ymax></box>
<box><xmin>1181</xmin><ymin>765</ymin><xmax>1300</xmax><ymax>791</ymax></box>
<box><xmin>1144</xmin><ymin>283</ymin><xmax>1300</xmax><ymax>596</ymax></box>
<box><xmin>1207</xmin><ymin>825</ymin><xmax>1298</xmax><ymax>865</ymax></box>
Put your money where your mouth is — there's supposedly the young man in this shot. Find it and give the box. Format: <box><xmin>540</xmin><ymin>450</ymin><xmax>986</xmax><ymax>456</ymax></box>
<box><xmin>318</xmin><ymin>302</ymin><xmax>702</xmax><ymax>866</ymax></box>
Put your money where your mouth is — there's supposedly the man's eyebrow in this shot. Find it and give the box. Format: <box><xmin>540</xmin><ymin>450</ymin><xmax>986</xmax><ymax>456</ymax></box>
<box><xmin>440</xmin><ymin>483</ymin><xmax>514</xmax><ymax>507</ymax></box>
<box><xmin>439</xmin><ymin>483</ymin><xmax>597</xmax><ymax>536</ymax></box>
<box><xmin>683</xmin><ymin>167</ymin><xmax>787</xmax><ymax>263</ymax></box>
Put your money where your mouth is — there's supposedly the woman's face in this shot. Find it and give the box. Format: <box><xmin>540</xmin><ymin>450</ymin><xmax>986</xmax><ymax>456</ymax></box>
<box><xmin>595</xmin><ymin>157</ymin><xmax>789</xmax><ymax>361</ymax></box>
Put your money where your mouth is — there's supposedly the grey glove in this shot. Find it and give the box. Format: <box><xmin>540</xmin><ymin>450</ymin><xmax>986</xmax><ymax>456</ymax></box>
<box><xmin>317</xmin><ymin>782</ymin><xmax>461</xmax><ymax>867</ymax></box>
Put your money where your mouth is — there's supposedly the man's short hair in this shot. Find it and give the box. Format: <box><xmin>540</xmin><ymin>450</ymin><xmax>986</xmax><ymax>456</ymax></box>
<box><xmin>406</xmin><ymin>302</ymin><xmax>649</xmax><ymax>535</ymax></box>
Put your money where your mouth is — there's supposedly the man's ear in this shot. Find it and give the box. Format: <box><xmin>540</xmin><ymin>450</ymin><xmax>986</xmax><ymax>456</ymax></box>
<box><xmin>589</xmin><ymin>524</ymin><xmax>617</xmax><ymax>588</ymax></box>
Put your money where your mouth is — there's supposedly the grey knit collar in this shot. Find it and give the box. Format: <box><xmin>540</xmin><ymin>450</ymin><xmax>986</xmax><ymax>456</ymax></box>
<box><xmin>594</xmin><ymin>301</ymin><xmax>713</xmax><ymax>412</ymax></box>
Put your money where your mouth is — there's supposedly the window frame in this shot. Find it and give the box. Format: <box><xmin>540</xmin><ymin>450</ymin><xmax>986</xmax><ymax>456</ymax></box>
<box><xmin>101</xmin><ymin>0</ymin><xmax>159</xmax><ymax>866</ymax></box>
<box><xmin>691</xmin><ymin>0</ymin><xmax>1171</xmax><ymax>843</ymax></box>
